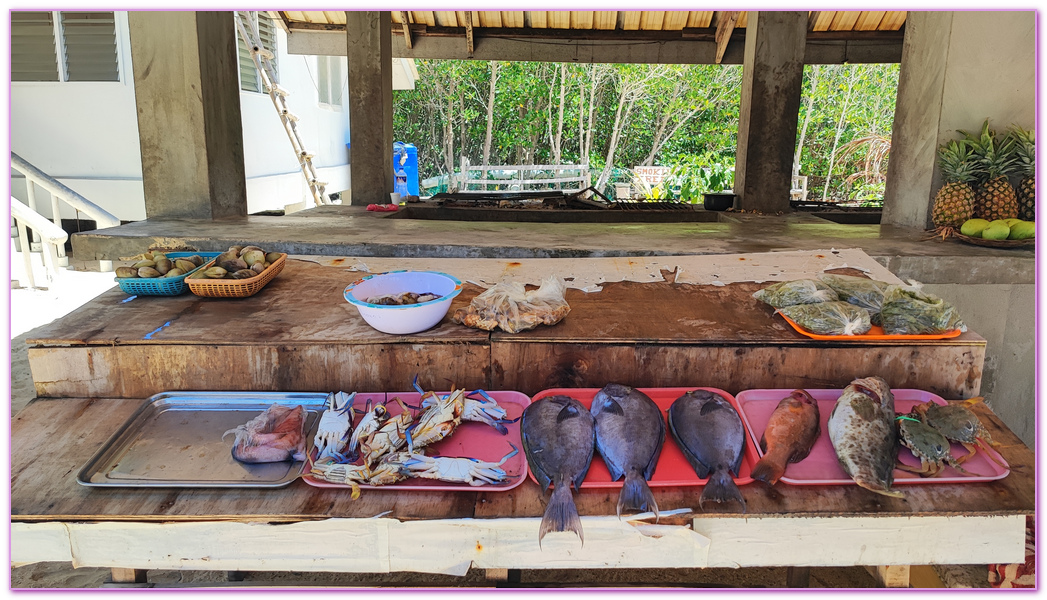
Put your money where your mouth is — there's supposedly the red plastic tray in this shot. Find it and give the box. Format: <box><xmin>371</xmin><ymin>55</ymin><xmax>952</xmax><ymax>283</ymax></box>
<box><xmin>301</xmin><ymin>390</ymin><xmax>529</xmax><ymax>491</ymax></box>
<box><xmin>735</xmin><ymin>388</ymin><xmax>1010</xmax><ymax>486</ymax></box>
<box><xmin>529</xmin><ymin>387</ymin><xmax>759</xmax><ymax>489</ymax></box>
<box><xmin>779</xmin><ymin>313</ymin><xmax>963</xmax><ymax>341</ymax></box>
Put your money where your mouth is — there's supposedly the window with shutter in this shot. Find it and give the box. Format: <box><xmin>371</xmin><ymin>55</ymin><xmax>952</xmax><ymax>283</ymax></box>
<box><xmin>11</xmin><ymin>10</ymin><xmax>119</xmax><ymax>83</ymax></box>
<box><xmin>11</xmin><ymin>11</ymin><xmax>59</xmax><ymax>81</ymax></box>
<box><xmin>237</xmin><ymin>12</ymin><xmax>278</xmax><ymax>93</ymax></box>
<box><xmin>60</xmin><ymin>12</ymin><xmax>119</xmax><ymax>81</ymax></box>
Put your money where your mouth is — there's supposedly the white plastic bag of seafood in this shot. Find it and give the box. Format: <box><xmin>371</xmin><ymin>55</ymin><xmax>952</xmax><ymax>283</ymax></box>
<box><xmin>453</xmin><ymin>275</ymin><xmax>570</xmax><ymax>333</ymax></box>
<box><xmin>776</xmin><ymin>301</ymin><xmax>872</xmax><ymax>335</ymax></box>
<box><xmin>752</xmin><ymin>278</ymin><xmax>839</xmax><ymax>308</ymax></box>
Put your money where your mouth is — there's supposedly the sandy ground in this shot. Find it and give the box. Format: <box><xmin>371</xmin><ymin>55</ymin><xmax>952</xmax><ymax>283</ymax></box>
<box><xmin>6</xmin><ymin>260</ymin><xmax>990</xmax><ymax>590</ymax></box>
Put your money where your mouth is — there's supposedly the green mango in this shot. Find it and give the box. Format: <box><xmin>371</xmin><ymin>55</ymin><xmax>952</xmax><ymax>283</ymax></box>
<box><xmin>960</xmin><ymin>218</ymin><xmax>991</xmax><ymax>237</ymax></box>
<box><xmin>1009</xmin><ymin>221</ymin><xmax>1035</xmax><ymax>240</ymax></box>
<box><xmin>981</xmin><ymin>222</ymin><xmax>1011</xmax><ymax>240</ymax></box>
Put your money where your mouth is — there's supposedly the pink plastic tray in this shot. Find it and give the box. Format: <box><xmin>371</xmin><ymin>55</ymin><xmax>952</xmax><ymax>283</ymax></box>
<box><xmin>529</xmin><ymin>387</ymin><xmax>759</xmax><ymax>489</ymax></box>
<box><xmin>301</xmin><ymin>390</ymin><xmax>529</xmax><ymax>491</ymax></box>
<box><xmin>735</xmin><ymin>388</ymin><xmax>1010</xmax><ymax>485</ymax></box>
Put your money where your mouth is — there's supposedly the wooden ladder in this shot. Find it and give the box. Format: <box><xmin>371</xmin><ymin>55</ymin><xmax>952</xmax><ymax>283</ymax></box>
<box><xmin>234</xmin><ymin>11</ymin><xmax>329</xmax><ymax>207</ymax></box>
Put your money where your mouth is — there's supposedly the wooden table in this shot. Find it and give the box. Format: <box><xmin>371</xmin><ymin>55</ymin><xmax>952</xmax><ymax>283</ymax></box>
<box><xmin>11</xmin><ymin>397</ymin><xmax>1033</xmax><ymax>587</ymax></box>
<box><xmin>26</xmin><ymin>258</ymin><xmax>986</xmax><ymax>400</ymax></box>
<box><xmin>14</xmin><ymin>254</ymin><xmax>1028</xmax><ymax>587</ymax></box>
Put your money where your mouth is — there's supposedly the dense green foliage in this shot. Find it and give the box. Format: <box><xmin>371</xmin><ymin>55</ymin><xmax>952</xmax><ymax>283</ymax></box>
<box><xmin>394</xmin><ymin>60</ymin><xmax>898</xmax><ymax>204</ymax></box>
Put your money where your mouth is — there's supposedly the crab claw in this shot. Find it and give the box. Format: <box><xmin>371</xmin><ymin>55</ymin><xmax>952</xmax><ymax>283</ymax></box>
<box><xmin>467</xmin><ymin>389</ymin><xmax>497</xmax><ymax>403</ymax></box>
<box><xmin>332</xmin><ymin>391</ymin><xmax>357</xmax><ymax>415</ymax></box>
<box><xmin>412</xmin><ymin>374</ymin><xmax>424</xmax><ymax>395</ymax></box>
<box><xmin>499</xmin><ymin>443</ymin><xmax>520</xmax><ymax>464</ymax></box>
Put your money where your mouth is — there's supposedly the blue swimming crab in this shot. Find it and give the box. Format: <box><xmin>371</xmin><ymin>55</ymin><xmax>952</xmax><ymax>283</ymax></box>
<box><xmin>909</xmin><ymin>398</ymin><xmax>1006</xmax><ymax>469</ymax></box>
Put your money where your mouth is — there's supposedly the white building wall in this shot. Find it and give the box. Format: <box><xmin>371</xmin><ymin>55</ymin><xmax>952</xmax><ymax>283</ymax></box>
<box><xmin>9</xmin><ymin>12</ymin><xmax>415</xmax><ymax>222</ymax></box>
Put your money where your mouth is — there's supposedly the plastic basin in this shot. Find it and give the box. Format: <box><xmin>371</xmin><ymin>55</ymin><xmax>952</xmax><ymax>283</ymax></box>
<box><xmin>343</xmin><ymin>270</ymin><xmax>462</xmax><ymax>334</ymax></box>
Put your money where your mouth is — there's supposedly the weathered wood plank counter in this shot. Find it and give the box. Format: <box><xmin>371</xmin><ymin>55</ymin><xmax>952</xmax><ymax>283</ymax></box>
<box><xmin>13</xmin><ymin>252</ymin><xmax>1029</xmax><ymax>586</ymax></box>
<box><xmin>26</xmin><ymin>257</ymin><xmax>985</xmax><ymax>400</ymax></box>
<box><xmin>11</xmin><ymin>398</ymin><xmax>1033</xmax><ymax>580</ymax></box>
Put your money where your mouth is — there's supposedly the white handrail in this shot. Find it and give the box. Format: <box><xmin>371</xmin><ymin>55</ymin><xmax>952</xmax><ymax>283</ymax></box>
<box><xmin>10</xmin><ymin>199</ymin><xmax>68</xmax><ymax>245</ymax></box>
<box><xmin>11</xmin><ymin>196</ymin><xmax>69</xmax><ymax>288</ymax></box>
<box><xmin>10</xmin><ymin>153</ymin><xmax>121</xmax><ymax>229</ymax></box>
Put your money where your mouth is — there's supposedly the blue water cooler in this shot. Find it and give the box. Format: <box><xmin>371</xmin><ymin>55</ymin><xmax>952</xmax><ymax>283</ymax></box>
<box><xmin>393</xmin><ymin>142</ymin><xmax>419</xmax><ymax>197</ymax></box>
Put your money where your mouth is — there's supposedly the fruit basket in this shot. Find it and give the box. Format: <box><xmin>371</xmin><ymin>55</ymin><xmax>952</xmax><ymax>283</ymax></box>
<box><xmin>186</xmin><ymin>253</ymin><xmax>287</xmax><ymax>298</ymax></box>
<box><xmin>952</xmin><ymin>232</ymin><xmax>1035</xmax><ymax>249</ymax></box>
<box><xmin>115</xmin><ymin>252</ymin><xmax>220</xmax><ymax>296</ymax></box>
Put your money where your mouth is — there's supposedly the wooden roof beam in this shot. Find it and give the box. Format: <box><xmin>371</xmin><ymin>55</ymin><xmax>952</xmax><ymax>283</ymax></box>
<box><xmin>466</xmin><ymin>11</ymin><xmax>474</xmax><ymax>56</ymax></box>
<box><xmin>399</xmin><ymin>11</ymin><xmax>413</xmax><ymax>49</ymax></box>
<box><xmin>714</xmin><ymin>11</ymin><xmax>740</xmax><ymax>64</ymax></box>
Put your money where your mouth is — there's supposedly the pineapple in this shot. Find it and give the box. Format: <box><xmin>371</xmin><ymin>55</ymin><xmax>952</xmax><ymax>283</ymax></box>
<box><xmin>962</xmin><ymin>119</ymin><xmax>1019</xmax><ymax>221</ymax></box>
<box><xmin>1007</xmin><ymin>124</ymin><xmax>1035</xmax><ymax>221</ymax></box>
<box><xmin>931</xmin><ymin>140</ymin><xmax>977</xmax><ymax>229</ymax></box>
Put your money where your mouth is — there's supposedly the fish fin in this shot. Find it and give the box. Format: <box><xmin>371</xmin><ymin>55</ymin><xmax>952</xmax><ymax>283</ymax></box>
<box><xmin>699</xmin><ymin>470</ymin><xmax>747</xmax><ymax>512</ymax></box>
<box><xmin>540</xmin><ymin>480</ymin><xmax>583</xmax><ymax>547</ymax></box>
<box><xmin>667</xmin><ymin>411</ymin><xmax>711</xmax><ymax>478</ymax></box>
<box><xmin>618</xmin><ymin>471</ymin><xmax>658</xmax><ymax>520</ymax></box>
<box><xmin>855</xmin><ymin>477</ymin><xmax>906</xmax><ymax>499</ymax></box>
<box><xmin>600</xmin><ymin>398</ymin><xmax>625</xmax><ymax>417</ymax></box>
<box><xmin>699</xmin><ymin>400</ymin><xmax>726</xmax><ymax>416</ymax></box>
<box><xmin>850</xmin><ymin>395</ymin><xmax>879</xmax><ymax>422</ymax></box>
<box><xmin>521</xmin><ymin>434</ymin><xmax>553</xmax><ymax>493</ymax></box>
<box><xmin>601</xmin><ymin>454</ymin><xmax>625</xmax><ymax>482</ymax></box>
<box><xmin>555</xmin><ymin>403</ymin><xmax>580</xmax><ymax>423</ymax></box>
<box><xmin>750</xmin><ymin>454</ymin><xmax>786</xmax><ymax>485</ymax></box>
<box><xmin>759</xmin><ymin>434</ymin><xmax>768</xmax><ymax>454</ymax></box>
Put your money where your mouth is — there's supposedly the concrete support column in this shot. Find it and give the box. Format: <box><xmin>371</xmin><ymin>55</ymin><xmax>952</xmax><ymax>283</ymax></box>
<box><xmin>734</xmin><ymin>11</ymin><xmax>807</xmax><ymax>214</ymax></box>
<box><xmin>883</xmin><ymin>11</ymin><xmax>1035</xmax><ymax>229</ymax></box>
<box><xmin>128</xmin><ymin>11</ymin><xmax>247</xmax><ymax>220</ymax></box>
<box><xmin>346</xmin><ymin>11</ymin><xmax>394</xmax><ymax>205</ymax></box>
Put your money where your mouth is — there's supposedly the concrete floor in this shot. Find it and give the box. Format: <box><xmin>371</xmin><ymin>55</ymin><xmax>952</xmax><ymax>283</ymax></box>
<box><xmin>71</xmin><ymin>206</ymin><xmax>1034</xmax><ymax>279</ymax></box>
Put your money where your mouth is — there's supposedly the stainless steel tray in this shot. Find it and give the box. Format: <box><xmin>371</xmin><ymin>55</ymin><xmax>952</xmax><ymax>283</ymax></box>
<box><xmin>77</xmin><ymin>391</ymin><xmax>327</xmax><ymax>488</ymax></box>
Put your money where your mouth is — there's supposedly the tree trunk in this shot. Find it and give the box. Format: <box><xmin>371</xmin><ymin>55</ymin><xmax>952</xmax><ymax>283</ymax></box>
<box><xmin>595</xmin><ymin>88</ymin><xmax>637</xmax><ymax>191</ymax></box>
<box><xmin>459</xmin><ymin>92</ymin><xmax>468</xmax><ymax>167</ymax></box>
<box><xmin>821</xmin><ymin>66</ymin><xmax>857</xmax><ymax>202</ymax></box>
<box><xmin>553</xmin><ymin>64</ymin><xmax>566</xmax><ymax>166</ymax></box>
<box><xmin>481</xmin><ymin>61</ymin><xmax>499</xmax><ymax>190</ymax></box>
<box><xmin>794</xmin><ymin>65</ymin><xmax>819</xmax><ymax>178</ymax></box>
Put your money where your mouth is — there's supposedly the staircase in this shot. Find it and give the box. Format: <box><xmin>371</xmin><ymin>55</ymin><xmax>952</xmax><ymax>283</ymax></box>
<box><xmin>10</xmin><ymin>152</ymin><xmax>121</xmax><ymax>289</ymax></box>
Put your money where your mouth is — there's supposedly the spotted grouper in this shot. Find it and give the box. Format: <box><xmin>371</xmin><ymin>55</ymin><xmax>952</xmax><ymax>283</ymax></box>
<box><xmin>520</xmin><ymin>395</ymin><xmax>596</xmax><ymax>546</ymax></box>
<box><xmin>668</xmin><ymin>389</ymin><xmax>747</xmax><ymax>512</ymax></box>
<box><xmin>827</xmin><ymin>376</ymin><xmax>904</xmax><ymax>498</ymax></box>
<box><xmin>590</xmin><ymin>383</ymin><xmax>665</xmax><ymax>519</ymax></box>
<box><xmin>751</xmin><ymin>389</ymin><xmax>821</xmax><ymax>486</ymax></box>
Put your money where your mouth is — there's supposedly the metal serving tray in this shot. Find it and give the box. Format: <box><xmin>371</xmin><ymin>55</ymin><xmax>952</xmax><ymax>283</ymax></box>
<box><xmin>77</xmin><ymin>391</ymin><xmax>328</xmax><ymax>488</ymax></box>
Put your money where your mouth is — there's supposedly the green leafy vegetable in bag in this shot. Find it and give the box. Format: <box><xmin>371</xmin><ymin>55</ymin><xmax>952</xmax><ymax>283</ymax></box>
<box><xmin>879</xmin><ymin>285</ymin><xmax>967</xmax><ymax>335</ymax></box>
<box><xmin>753</xmin><ymin>279</ymin><xmax>839</xmax><ymax>308</ymax></box>
<box><xmin>777</xmin><ymin>301</ymin><xmax>872</xmax><ymax>336</ymax></box>
<box><xmin>819</xmin><ymin>273</ymin><xmax>892</xmax><ymax>325</ymax></box>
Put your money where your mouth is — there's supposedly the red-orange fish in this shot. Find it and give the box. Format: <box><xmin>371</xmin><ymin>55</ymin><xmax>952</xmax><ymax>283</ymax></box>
<box><xmin>750</xmin><ymin>390</ymin><xmax>821</xmax><ymax>485</ymax></box>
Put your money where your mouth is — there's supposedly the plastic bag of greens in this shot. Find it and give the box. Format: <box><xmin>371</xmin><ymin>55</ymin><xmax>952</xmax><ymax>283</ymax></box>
<box><xmin>752</xmin><ymin>279</ymin><xmax>838</xmax><ymax>309</ymax></box>
<box><xmin>819</xmin><ymin>273</ymin><xmax>892</xmax><ymax>325</ymax></box>
<box><xmin>776</xmin><ymin>301</ymin><xmax>872</xmax><ymax>336</ymax></box>
<box><xmin>879</xmin><ymin>285</ymin><xmax>967</xmax><ymax>335</ymax></box>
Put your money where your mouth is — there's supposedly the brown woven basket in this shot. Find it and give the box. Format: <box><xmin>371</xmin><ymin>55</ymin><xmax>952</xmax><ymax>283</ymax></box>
<box><xmin>953</xmin><ymin>232</ymin><xmax>1035</xmax><ymax>249</ymax></box>
<box><xmin>186</xmin><ymin>253</ymin><xmax>286</xmax><ymax>298</ymax></box>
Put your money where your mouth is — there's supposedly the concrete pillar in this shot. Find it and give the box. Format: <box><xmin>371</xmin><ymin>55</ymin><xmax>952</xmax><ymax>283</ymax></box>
<box><xmin>128</xmin><ymin>11</ymin><xmax>247</xmax><ymax>220</ymax></box>
<box><xmin>346</xmin><ymin>11</ymin><xmax>394</xmax><ymax>205</ymax></box>
<box><xmin>734</xmin><ymin>11</ymin><xmax>807</xmax><ymax>214</ymax></box>
<box><xmin>883</xmin><ymin>11</ymin><xmax>1035</xmax><ymax>228</ymax></box>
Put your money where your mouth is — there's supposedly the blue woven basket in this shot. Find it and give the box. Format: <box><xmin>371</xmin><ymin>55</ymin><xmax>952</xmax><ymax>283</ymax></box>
<box><xmin>116</xmin><ymin>252</ymin><xmax>221</xmax><ymax>296</ymax></box>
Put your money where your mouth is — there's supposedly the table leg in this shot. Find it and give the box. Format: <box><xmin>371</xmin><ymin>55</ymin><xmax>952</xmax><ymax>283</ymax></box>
<box><xmin>110</xmin><ymin>568</ymin><xmax>147</xmax><ymax>584</ymax></box>
<box><xmin>786</xmin><ymin>566</ymin><xmax>811</xmax><ymax>587</ymax></box>
<box><xmin>866</xmin><ymin>565</ymin><xmax>911</xmax><ymax>587</ymax></box>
